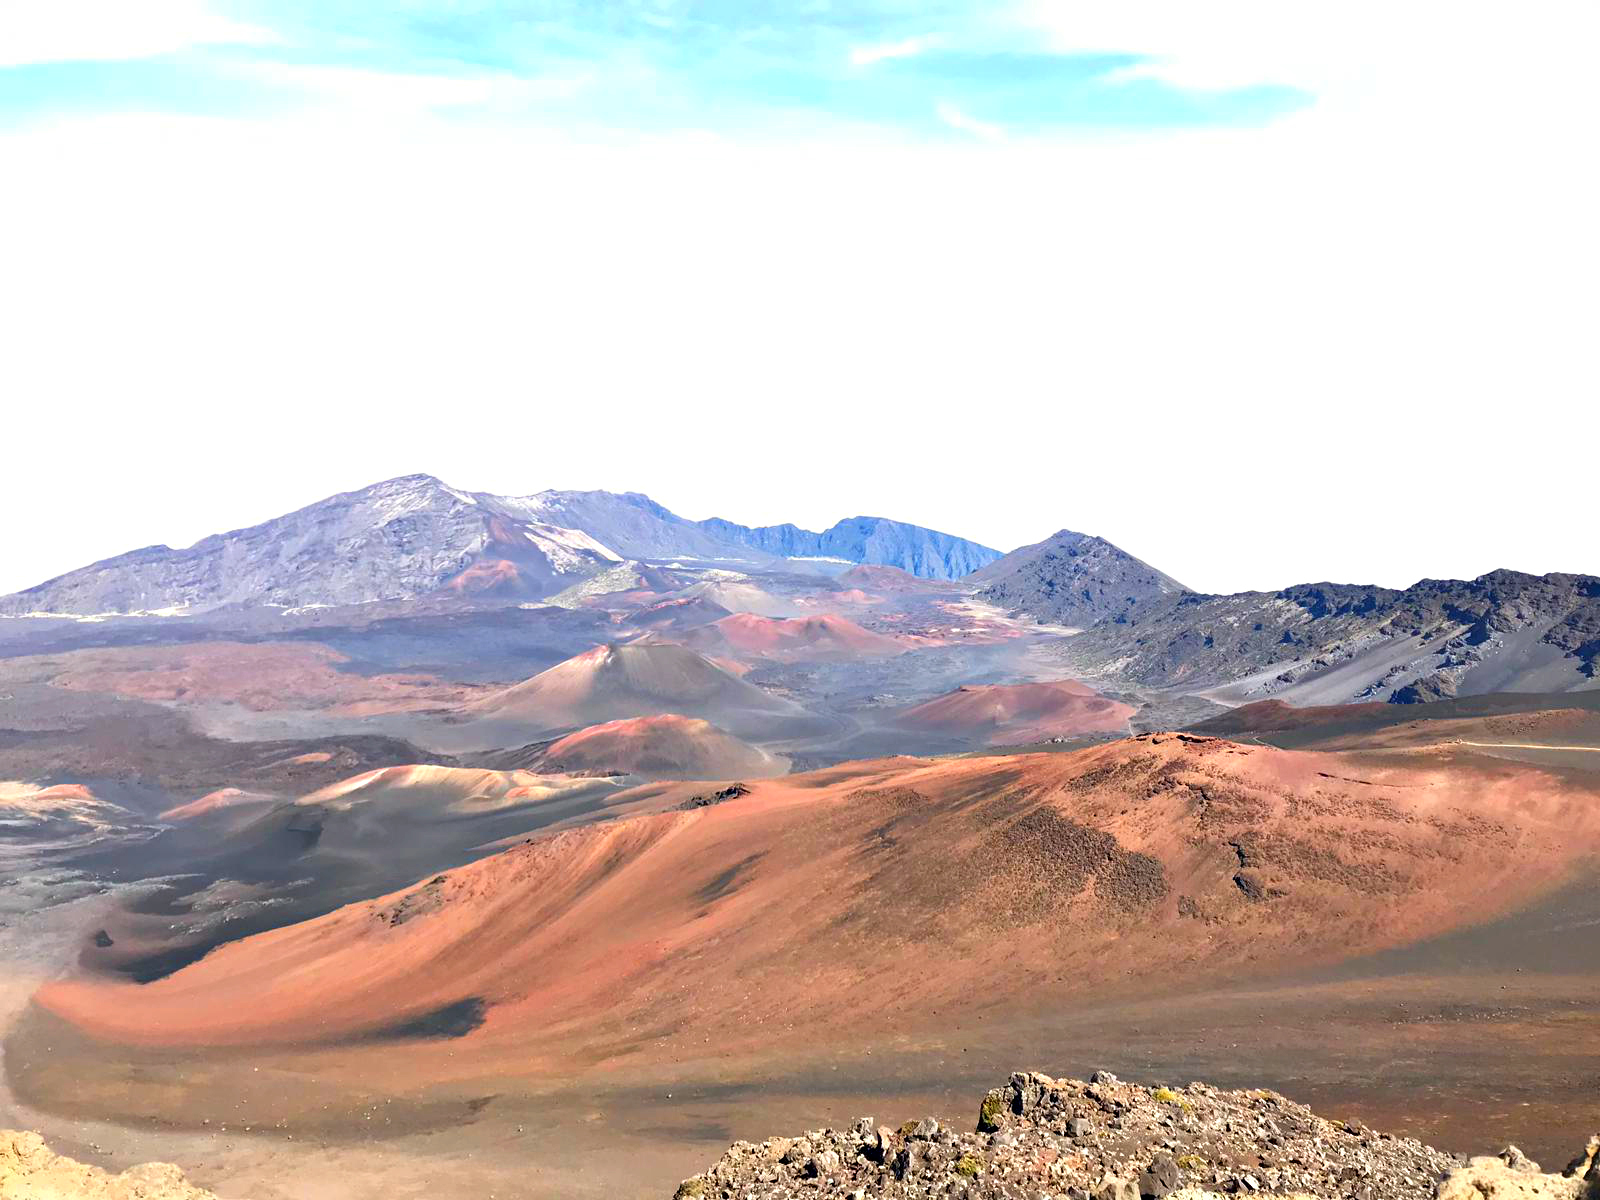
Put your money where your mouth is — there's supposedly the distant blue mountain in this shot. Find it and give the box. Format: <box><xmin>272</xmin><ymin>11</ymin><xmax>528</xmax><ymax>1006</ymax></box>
<box><xmin>697</xmin><ymin>515</ymin><xmax>1001</xmax><ymax>580</ymax></box>
<box><xmin>0</xmin><ymin>477</ymin><xmax>1005</xmax><ymax>615</ymax></box>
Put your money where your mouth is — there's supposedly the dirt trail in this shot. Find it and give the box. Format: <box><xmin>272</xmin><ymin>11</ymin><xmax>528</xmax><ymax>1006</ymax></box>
<box><xmin>1451</xmin><ymin>739</ymin><xmax>1600</xmax><ymax>752</ymax></box>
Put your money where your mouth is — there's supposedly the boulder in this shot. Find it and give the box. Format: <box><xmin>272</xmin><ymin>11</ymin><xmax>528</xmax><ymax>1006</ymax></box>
<box><xmin>1435</xmin><ymin>1150</ymin><xmax>1590</xmax><ymax>1199</ymax></box>
<box><xmin>0</xmin><ymin>1131</ymin><xmax>218</xmax><ymax>1200</ymax></box>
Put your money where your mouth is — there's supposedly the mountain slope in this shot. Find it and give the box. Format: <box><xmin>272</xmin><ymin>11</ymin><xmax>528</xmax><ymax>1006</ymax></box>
<box><xmin>0</xmin><ymin>478</ymin><xmax>1008</xmax><ymax>614</ymax></box>
<box><xmin>1059</xmin><ymin>570</ymin><xmax>1600</xmax><ymax>703</ymax></box>
<box><xmin>0</xmin><ymin>475</ymin><xmax>622</xmax><ymax>616</ymax></box>
<box><xmin>969</xmin><ymin>529</ymin><xmax>1189</xmax><ymax>627</ymax></box>
<box><xmin>698</xmin><ymin>515</ymin><xmax>1000</xmax><ymax>579</ymax></box>
<box><xmin>682</xmin><ymin>613</ymin><xmax>905</xmax><ymax>662</ymax></box>
<box><xmin>35</xmin><ymin>735</ymin><xmax>1599</xmax><ymax>1064</ymax></box>
<box><xmin>460</xmin><ymin>641</ymin><xmax>806</xmax><ymax>738</ymax></box>
<box><xmin>493</xmin><ymin>714</ymin><xmax>788</xmax><ymax>780</ymax></box>
<box><xmin>894</xmin><ymin>681</ymin><xmax>1136</xmax><ymax>745</ymax></box>
<box><xmin>496</xmin><ymin>490</ymin><xmax>751</xmax><ymax>562</ymax></box>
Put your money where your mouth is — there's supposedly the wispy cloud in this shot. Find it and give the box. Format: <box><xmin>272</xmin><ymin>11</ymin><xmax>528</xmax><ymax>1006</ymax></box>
<box><xmin>849</xmin><ymin>34</ymin><xmax>942</xmax><ymax>68</ymax></box>
<box><xmin>935</xmin><ymin>101</ymin><xmax>1005</xmax><ymax>142</ymax></box>
<box><xmin>0</xmin><ymin>0</ymin><xmax>278</xmax><ymax>68</ymax></box>
<box><xmin>1016</xmin><ymin>0</ymin><xmax>1600</xmax><ymax>102</ymax></box>
<box><xmin>236</xmin><ymin>62</ymin><xmax>592</xmax><ymax>115</ymax></box>
<box><xmin>0</xmin><ymin>2</ymin><xmax>1313</xmax><ymax>136</ymax></box>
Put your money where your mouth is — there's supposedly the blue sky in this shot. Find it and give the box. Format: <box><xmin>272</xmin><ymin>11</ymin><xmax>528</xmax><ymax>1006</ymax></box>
<box><xmin>0</xmin><ymin>1</ymin><xmax>1307</xmax><ymax>137</ymax></box>
<box><xmin>1</xmin><ymin>2</ymin><xmax>1596</xmax><ymax>598</ymax></box>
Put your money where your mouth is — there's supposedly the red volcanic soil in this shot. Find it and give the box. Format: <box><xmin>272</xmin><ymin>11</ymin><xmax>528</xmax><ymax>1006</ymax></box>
<box><xmin>47</xmin><ymin>642</ymin><xmax>487</xmax><ymax>715</ymax></box>
<box><xmin>463</xmin><ymin>642</ymin><xmax>801</xmax><ymax>735</ymax></box>
<box><xmin>528</xmin><ymin>714</ymin><xmax>787</xmax><ymax>780</ymax></box>
<box><xmin>443</xmin><ymin>559</ymin><xmax>523</xmax><ymax>596</ymax></box>
<box><xmin>897</xmin><ymin>681</ymin><xmax>1135</xmax><ymax>745</ymax></box>
<box><xmin>836</xmin><ymin>564</ymin><xmax>943</xmax><ymax>593</ymax></box>
<box><xmin>686</xmin><ymin>613</ymin><xmax>904</xmax><ymax>661</ymax></box>
<box><xmin>623</xmin><ymin>596</ymin><xmax>732</xmax><ymax>634</ymax></box>
<box><xmin>34</xmin><ymin>734</ymin><xmax>1600</xmax><ymax>1078</ymax></box>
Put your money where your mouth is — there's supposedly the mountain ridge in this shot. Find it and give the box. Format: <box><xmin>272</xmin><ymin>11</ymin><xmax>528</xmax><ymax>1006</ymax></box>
<box><xmin>1057</xmin><ymin>567</ymin><xmax>1600</xmax><ymax>703</ymax></box>
<box><xmin>0</xmin><ymin>476</ymin><xmax>1005</xmax><ymax>615</ymax></box>
<box><xmin>0</xmin><ymin>474</ymin><xmax>624</xmax><ymax>617</ymax></box>
<box><xmin>697</xmin><ymin>513</ymin><xmax>1000</xmax><ymax>579</ymax></box>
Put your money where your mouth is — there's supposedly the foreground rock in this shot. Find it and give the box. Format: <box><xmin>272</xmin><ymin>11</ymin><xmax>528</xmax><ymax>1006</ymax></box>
<box><xmin>1436</xmin><ymin>1138</ymin><xmax>1600</xmax><ymax>1200</ymax></box>
<box><xmin>673</xmin><ymin>1072</ymin><xmax>1600</xmax><ymax>1200</ymax></box>
<box><xmin>0</xmin><ymin>1131</ymin><xmax>217</xmax><ymax>1199</ymax></box>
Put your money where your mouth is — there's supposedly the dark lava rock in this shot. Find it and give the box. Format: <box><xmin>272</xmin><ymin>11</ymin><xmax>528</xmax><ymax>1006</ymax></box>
<box><xmin>1139</xmin><ymin>1152</ymin><xmax>1180</xmax><ymax>1198</ymax></box>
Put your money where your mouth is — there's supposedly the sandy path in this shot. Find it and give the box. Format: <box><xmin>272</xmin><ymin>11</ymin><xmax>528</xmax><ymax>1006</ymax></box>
<box><xmin>1451</xmin><ymin>739</ymin><xmax>1600</xmax><ymax>752</ymax></box>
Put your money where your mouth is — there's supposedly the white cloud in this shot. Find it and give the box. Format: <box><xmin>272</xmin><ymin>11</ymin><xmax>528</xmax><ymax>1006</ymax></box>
<box><xmin>849</xmin><ymin>34</ymin><xmax>942</xmax><ymax>68</ymax></box>
<box><xmin>236</xmin><ymin>62</ymin><xmax>591</xmax><ymax>114</ymax></box>
<box><xmin>0</xmin><ymin>0</ymin><xmax>278</xmax><ymax>67</ymax></box>
<box><xmin>1017</xmin><ymin>0</ymin><xmax>1600</xmax><ymax>109</ymax></box>
<box><xmin>1017</xmin><ymin>0</ymin><xmax>1364</xmax><ymax>92</ymax></box>
<box><xmin>934</xmin><ymin>101</ymin><xmax>1006</xmax><ymax>141</ymax></box>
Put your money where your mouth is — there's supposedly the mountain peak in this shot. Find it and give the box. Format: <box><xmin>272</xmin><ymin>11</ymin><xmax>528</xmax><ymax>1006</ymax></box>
<box><xmin>967</xmin><ymin>529</ymin><xmax>1189</xmax><ymax>627</ymax></box>
<box><xmin>697</xmin><ymin>513</ymin><xmax>1000</xmax><ymax>579</ymax></box>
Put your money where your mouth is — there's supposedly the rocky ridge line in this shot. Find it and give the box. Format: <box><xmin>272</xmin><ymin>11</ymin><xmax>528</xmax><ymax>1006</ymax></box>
<box><xmin>672</xmin><ymin>1071</ymin><xmax>1600</xmax><ymax>1200</ymax></box>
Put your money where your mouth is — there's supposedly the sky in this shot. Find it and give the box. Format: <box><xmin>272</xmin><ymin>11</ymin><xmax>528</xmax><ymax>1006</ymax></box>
<box><xmin>1</xmin><ymin>1</ymin><xmax>1596</xmax><ymax>596</ymax></box>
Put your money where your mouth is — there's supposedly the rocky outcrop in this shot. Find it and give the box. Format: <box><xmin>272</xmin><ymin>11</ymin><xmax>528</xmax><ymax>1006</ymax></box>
<box><xmin>0</xmin><ymin>1131</ymin><xmax>217</xmax><ymax>1199</ymax></box>
<box><xmin>697</xmin><ymin>515</ymin><xmax>1000</xmax><ymax>580</ymax></box>
<box><xmin>1435</xmin><ymin>1139</ymin><xmax>1599</xmax><ymax>1199</ymax></box>
<box><xmin>1058</xmin><ymin>570</ymin><xmax>1600</xmax><ymax>703</ymax></box>
<box><xmin>968</xmin><ymin>530</ymin><xmax>1190</xmax><ymax>627</ymax></box>
<box><xmin>673</xmin><ymin>1071</ymin><xmax>1599</xmax><ymax>1200</ymax></box>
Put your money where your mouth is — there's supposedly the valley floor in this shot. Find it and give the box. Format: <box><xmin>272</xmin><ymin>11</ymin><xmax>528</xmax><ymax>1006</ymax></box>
<box><xmin>4</xmin><ymin>868</ymin><xmax>1598</xmax><ymax>1198</ymax></box>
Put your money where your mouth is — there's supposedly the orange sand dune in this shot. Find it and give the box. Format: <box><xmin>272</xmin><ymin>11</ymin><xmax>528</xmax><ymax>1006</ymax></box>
<box><xmin>527</xmin><ymin>714</ymin><xmax>787</xmax><ymax>780</ymax></box>
<box><xmin>36</xmin><ymin>734</ymin><xmax>1600</xmax><ymax>1073</ymax></box>
<box><xmin>896</xmin><ymin>681</ymin><xmax>1135</xmax><ymax>744</ymax></box>
<box><xmin>684</xmin><ymin>613</ymin><xmax>904</xmax><ymax>662</ymax></box>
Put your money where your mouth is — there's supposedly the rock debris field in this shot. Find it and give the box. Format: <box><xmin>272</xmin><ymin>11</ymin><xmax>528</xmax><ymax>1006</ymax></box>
<box><xmin>672</xmin><ymin>1071</ymin><xmax>1600</xmax><ymax>1200</ymax></box>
